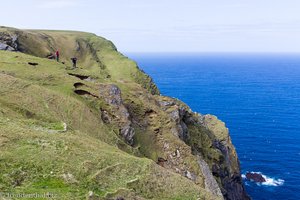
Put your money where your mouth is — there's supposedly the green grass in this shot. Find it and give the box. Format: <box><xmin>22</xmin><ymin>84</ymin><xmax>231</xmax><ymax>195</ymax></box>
<box><xmin>0</xmin><ymin>115</ymin><xmax>219</xmax><ymax>199</ymax></box>
<box><xmin>0</xmin><ymin>27</ymin><xmax>227</xmax><ymax>199</ymax></box>
<box><xmin>0</xmin><ymin>53</ymin><xmax>218</xmax><ymax>199</ymax></box>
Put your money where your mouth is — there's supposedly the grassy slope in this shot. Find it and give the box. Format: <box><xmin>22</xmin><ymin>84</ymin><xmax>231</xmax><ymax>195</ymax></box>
<box><xmin>0</xmin><ymin>41</ymin><xmax>219</xmax><ymax>200</ymax></box>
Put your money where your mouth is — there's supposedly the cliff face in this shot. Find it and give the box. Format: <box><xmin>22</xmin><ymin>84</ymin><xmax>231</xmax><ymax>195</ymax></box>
<box><xmin>0</xmin><ymin>26</ymin><xmax>249</xmax><ymax>200</ymax></box>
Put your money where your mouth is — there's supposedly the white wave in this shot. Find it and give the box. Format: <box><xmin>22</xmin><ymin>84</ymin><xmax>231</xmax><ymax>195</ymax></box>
<box><xmin>261</xmin><ymin>175</ymin><xmax>284</xmax><ymax>186</ymax></box>
<box><xmin>243</xmin><ymin>171</ymin><xmax>284</xmax><ymax>187</ymax></box>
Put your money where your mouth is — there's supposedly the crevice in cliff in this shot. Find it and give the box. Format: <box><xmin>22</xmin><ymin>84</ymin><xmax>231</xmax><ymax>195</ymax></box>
<box><xmin>73</xmin><ymin>82</ymin><xmax>85</xmax><ymax>88</ymax></box>
<box><xmin>68</xmin><ymin>73</ymin><xmax>90</xmax><ymax>80</ymax></box>
<box><xmin>74</xmin><ymin>89</ymin><xmax>99</xmax><ymax>98</ymax></box>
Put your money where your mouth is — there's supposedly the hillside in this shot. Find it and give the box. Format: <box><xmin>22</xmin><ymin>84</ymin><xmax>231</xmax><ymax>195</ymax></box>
<box><xmin>0</xmin><ymin>27</ymin><xmax>250</xmax><ymax>200</ymax></box>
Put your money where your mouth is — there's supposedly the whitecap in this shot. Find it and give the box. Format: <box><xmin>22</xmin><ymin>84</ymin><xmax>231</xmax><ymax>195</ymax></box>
<box><xmin>261</xmin><ymin>174</ymin><xmax>284</xmax><ymax>186</ymax></box>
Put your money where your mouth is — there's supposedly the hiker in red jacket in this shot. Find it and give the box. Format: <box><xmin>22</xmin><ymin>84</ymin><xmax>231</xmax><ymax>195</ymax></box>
<box><xmin>55</xmin><ymin>50</ymin><xmax>60</xmax><ymax>62</ymax></box>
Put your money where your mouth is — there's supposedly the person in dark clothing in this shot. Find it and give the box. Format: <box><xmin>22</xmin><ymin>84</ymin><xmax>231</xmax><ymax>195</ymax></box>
<box><xmin>55</xmin><ymin>50</ymin><xmax>60</xmax><ymax>62</ymax></box>
<box><xmin>71</xmin><ymin>57</ymin><xmax>77</xmax><ymax>68</ymax></box>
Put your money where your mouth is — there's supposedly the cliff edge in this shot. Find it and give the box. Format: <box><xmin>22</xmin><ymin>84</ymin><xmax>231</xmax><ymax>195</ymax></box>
<box><xmin>0</xmin><ymin>26</ymin><xmax>250</xmax><ymax>200</ymax></box>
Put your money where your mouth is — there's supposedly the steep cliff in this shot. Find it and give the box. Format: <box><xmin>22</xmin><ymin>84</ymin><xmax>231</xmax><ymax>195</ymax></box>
<box><xmin>0</xmin><ymin>26</ymin><xmax>250</xmax><ymax>200</ymax></box>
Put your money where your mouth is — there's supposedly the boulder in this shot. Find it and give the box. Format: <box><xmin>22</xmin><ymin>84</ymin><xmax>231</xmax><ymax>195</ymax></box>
<box><xmin>245</xmin><ymin>172</ymin><xmax>266</xmax><ymax>183</ymax></box>
<box><xmin>0</xmin><ymin>32</ymin><xmax>18</xmax><ymax>51</ymax></box>
<box><xmin>120</xmin><ymin>125</ymin><xmax>135</xmax><ymax>145</ymax></box>
<box><xmin>0</xmin><ymin>42</ymin><xmax>14</xmax><ymax>51</ymax></box>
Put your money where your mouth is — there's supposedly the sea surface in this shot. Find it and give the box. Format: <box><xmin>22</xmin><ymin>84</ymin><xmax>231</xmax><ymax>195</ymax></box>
<box><xmin>127</xmin><ymin>53</ymin><xmax>300</xmax><ymax>200</ymax></box>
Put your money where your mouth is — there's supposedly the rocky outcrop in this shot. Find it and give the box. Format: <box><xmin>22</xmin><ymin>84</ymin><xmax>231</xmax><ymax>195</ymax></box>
<box><xmin>98</xmin><ymin>84</ymin><xmax>135</xmax><ymax>145</ymax></box>
<box><xmin>157</xmin><ymin>97</ymin><xmax>250</xmax><ymax>200</ymax></box>
<box><xmin>246</xmin><ymin>172</ymin><xmax>266</xmax><ymax>183</ymax></box>
<box><xmin>198</xmin><ymin>157</ymin><xmax>223</xmax><ymax>197</ymax></box>
<box><xmin>0</xmin><ymin>32</ymin><xmax>18</xmax><ymax>51</ymax></box>
<box><xmin>0</xmin><ymin>43</ymin><xmax>14</xmax><ymax>51</ymax></box>
<box><xmin>200</xmin><ymin>115</ymin><xmax>250</xmax><ymax>200</ymax></box>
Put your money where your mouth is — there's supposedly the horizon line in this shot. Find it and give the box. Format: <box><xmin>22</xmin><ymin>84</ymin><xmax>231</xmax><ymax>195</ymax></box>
<box><xmin>124</xmin><ymin>51</ymin><xmax>300</xmax><ymax>54</ymax></box>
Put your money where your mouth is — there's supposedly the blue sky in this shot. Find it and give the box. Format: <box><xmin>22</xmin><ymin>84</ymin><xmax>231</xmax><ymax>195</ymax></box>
<box><xmin>1</xmin><ymin>0</ymin><xmax>300</xmax><ymax>53</ymax></box>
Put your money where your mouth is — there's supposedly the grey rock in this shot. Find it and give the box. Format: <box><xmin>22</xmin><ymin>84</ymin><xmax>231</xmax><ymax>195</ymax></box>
<box><xmin>223</xmin><ymin>173</ymin><xmax>249</xmax><ymax>200</ymax></box>
<box><xmin>11</xmin><ymin>34</ymin><xmax>18</xmax><ymax>49</ymax></box>
<box><xmin>0</xmin><ymin>32</ymin><xmax>18</xmax><ymax>51</ymax></box>
<box><xmin>167</xmin><ymin>101</ymin><xmax>250</xmax><ymax>200</ymax></box>
<box><xmin>169</xmin><ymin>109</ymin><xmax>180</xmax><ymax>122</ymax></box>
<box><xmin>179</xmin><ymin>121</ymin><xmax>189</xmax><ymax>141</ymax></box>
<box><xmin>120</xmin><ymin>125</ymin><xmax>135</xmax><ymax>145</ymax></box>
<box><xmin>87</xmin><ymin>190</ymin><xmax>99</xmax><ymax>200</ymax></box>
<box><xmin>185</xmin><ymin>170</ymin><xmax>197</xmax><ymax>181</ymax></box>
<box><xmin>109</xmin><ymin>84</ymin><xmax>121</xmax><ymax>95</ymax></box>
<box><xmin>170</xmin><ymin>127</ymin><xmax>179</xmax><ymax>137</ymax></box>
<box><xmin>100</xmin><ymin>109</ymin><xmax>111</xmax><ymax>123</ymax></box>
<box><xmin>198</xmin><ymin>157</ymin><xmax>223</xmax><ymax>198</ymax></box>
<box><xmin>0</xmin><ymin>42</ymin><xmax>14</xmax><ymax>51</ymax></box>
<box><xmin>99</xmin><ymin>84</ymin><xmax>135</xmax><ymax>145</ymax></box>
<box><xmin>158</xmin><ymin>100</ymin><xmax>175</xmax><ymax>107</ymax></box>
<box><xmin>168</xmin><ymin>106</ymin><xmax>190</xmax><ymax>141</ymax></box>
<box><xmin>107</xmin><ymin>84</ymin><xmax>122</xmax><ymax>106</ymax></box>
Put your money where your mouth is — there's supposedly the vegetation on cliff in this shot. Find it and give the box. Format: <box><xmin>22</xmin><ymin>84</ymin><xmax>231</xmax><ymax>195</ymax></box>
<box><xmin>0</xmin><ymin>27</ymin><xmax>249</xmax><ymax>200</ymax></box>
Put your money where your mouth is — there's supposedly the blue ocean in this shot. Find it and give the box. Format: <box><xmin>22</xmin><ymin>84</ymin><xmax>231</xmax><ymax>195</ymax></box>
<box><xmin>127</xmin><ymin>53</ymin><xmax>300</xmax><ymax>200</ymax></box>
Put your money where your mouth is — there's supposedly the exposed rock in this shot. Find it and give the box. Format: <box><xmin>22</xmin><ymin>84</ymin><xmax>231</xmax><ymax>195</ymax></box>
<box><xmin>179</xmin><ymin>121</ymin><xmax>188</xmax><ymax>140</ymax></box>
<box><xmin>98</xmin><ymin>84</ymin><xmax>135</xmax><ymax>145</ymax></box>
<box><xmin>185</xmin><ymin>170</ymin><xmax>197</xmax><ymax>181</ymax></box>
<box><xmin>88</xmin><ymin>191</ymin><xmax>94</xmax><ymax>198</ymax></box>
<box><xmin>98</xmin><ymin>84</ymin><xmax>123</xmax><ymax>106</ymax></box>
<box><xmin>120</xmin><ymin>125</ymin><xmax>135</xmax><ymax>145</ymax></box>
<box><xmin>100</xmin><ymin>109</ymin><xmax>112</xmax><ymax>124</ymax></box>
<box><xmin>157</xmin><ymin>96</ymin><xmax>250</xmax><ymax>200</ymax></box>
<box><xmin>198</xmin><ymin>158</ymin><xmax>223</xmax><ymax>197</ymax></box>
<box><xmin>169</xmin><ymin>109</ymin><xmax>180</xmax><ymax>121</ymax></box>
<box><xmin>62</xmin><ymin>172</ymin><xmax>78</xmax><ymax>184</ymax></box>
<box><xmin>75</xmin><ymin>41</ymin><xmax>81</xmax><ymax>52</ymax></box>
<box><xmin>200</xmin><ymin>115</ymin><xmax>250</xmax><ymax>200</ymax></box>
<box><xmin>157</xmin><ymin>157</ymin><xmax>167</xmax><ymax>167</ymax></box>
<box><xmin>175</xmin><ymin>149</ymin><xmax>180</xmax><ymax>158</ymax></box>
<box><xmin>166</xmin><ymin>105</ymin><xmax>189</xmax><ymax>141</ymax></box>
<box><xmin>0</xmin><ymin>42</ymin><xmax>14</xmax><ymax>51</ymax></box>
<box><xmin>87</xmin><ymin>191</ymin><xmax>100</xmax><ymax>200</ymax></box>
<box><xmin>70</xmin><ymin>78</ymin><xmax>134</xmax><ymax>145</ymax></box>
<box><xmin>108</xmin><ymin>84</ymin><xmax>122</xmax><ymax>106</ymax></box>
<box><xmin>163</xmin><ymin>142</ymin><xmax>169</xmax><ymax>150</ymax></box>
<box><xmin>157</xmin><ymin>100</ymin><xmax>175</xmax><ymax>108</ymax></box>
<box><xmin>246</xmin><ymin>172</ymin><xmax>266</xmax><ymax>183</ymax></box>
<box><xmin>0</xmin><ymin>32</ymin><xmax>18</xmax><ymax>51</ymax></box>
<box><xmin>222</xmin><ymin>173</ymin><xmax>249</xmax><ymax>200</ymax></box>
